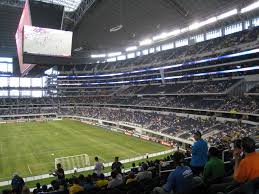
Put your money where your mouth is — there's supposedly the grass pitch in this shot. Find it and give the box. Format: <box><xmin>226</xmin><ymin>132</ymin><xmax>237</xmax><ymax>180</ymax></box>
<box><xmin>0</xmin><ymin>119</ymin><xmax>168</xmax><ymax>181</ymax></box>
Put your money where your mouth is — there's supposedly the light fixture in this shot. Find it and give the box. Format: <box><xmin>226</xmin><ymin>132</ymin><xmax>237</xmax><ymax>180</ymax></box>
<box><xmin>139</xmin><ymin>39</ymin><xmax>152</xmax><ymax>46</ymax></box>
<box><xmin>108</xmin><ymin>52</ymin><xmax>122</xmax><ymax>57</ymax></box>
<box><xmin>126</xmin><ymin>46</ymin><xmax>137</xmax><ymax>52</ymax></box>
<box><xmin>91</xmin><ymin>54</ymin><xmax>106</xmax><ymax>58</ymax></box>
<box><xmin>241</xmin><ymin>1</ymin><xmax>259</xmax><ymax>13</ymax></box>
<box><xmin>217</xmin><ymin>9</ymin><xmax>238</xmax><ymax>20</ymax></box>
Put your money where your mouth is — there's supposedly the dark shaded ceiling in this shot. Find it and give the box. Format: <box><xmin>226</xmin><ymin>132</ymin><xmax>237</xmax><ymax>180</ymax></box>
<box><xmin>0</xmin><ymin>0</ymin><xmax>256</xmax><ymax>59</ymax></box>
<box><xmin>72</xmin><ymin>0</ymin><xmax>254</xmax><ymax>54</ymax></box>
<box><xmin>0</xmin><ymin>4</ymin><xmax>22</xmax><ymax>58</ymax></box>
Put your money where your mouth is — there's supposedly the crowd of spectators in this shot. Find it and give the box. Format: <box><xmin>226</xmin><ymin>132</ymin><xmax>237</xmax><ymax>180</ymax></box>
<box><xmin>81</xmin><ymin>27</ymin><xmax>259</xmax><ymax>73</ymax></box>
<box><xmin>4</xmin><ymin>136</ymin><xmax>258</xmax><ymax>194</ymax></box>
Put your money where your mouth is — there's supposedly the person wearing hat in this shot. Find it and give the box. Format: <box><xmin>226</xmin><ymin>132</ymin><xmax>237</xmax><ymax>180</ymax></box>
<box><xmin>191</xmin><ymin>131</ymin><xmax>208</xmax><ymax>176</ymax></box>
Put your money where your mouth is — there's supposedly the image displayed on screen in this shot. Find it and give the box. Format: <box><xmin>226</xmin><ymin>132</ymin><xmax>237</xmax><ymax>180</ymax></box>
<box><xmin>15</xmin><ymin>0</ymin><xmax>34</xmax><ymax>75</ymax></box>
<box><xmin>23</xmin><ymin>25</ymin><xmax>73</xmax><ymax>57</ymax></box>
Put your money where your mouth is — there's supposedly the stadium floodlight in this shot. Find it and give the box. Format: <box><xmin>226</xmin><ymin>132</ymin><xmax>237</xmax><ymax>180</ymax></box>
<box><xmin>180</xmin><ymin>27</ymin><xmax>189</xmax><ymax>33</ymax></box>
<box><xmin>91</xmin><ymin>54</ymin><xmax>106</xmax><ymax>58</ymax></box>
<box><xmin>189</xmin><ymin>22</ymin><xmax>201</xmax><ymax>30</ymax></box>
<box><xmin>167</xmin><ymin>29</ymin><xmax>181</xmax><ymax>37</ymax></box>
<box><xmin>139</xmin><ymin>39</ymin><xmax>153</xmax><ymax>46</ymax></box>
<box><xmin>152</xmin><ymin>32</ymin><xmax>168</xmax><ymax>41</ymax></box>
<box><xmin>200</xmin><ymin>17</ymin><xmax>217</xmax><ymax>26</ymax></box>
<box><xmin>241</xmin><ymin>1</ymin><xmax>259</xmax><ymax>13</ymax></box>
<box><xmin>126</xmin><ymin>46</ymin><xmax>137</xmax><ymax>52</ymax></box>
<box><xmin>189</xmin><ymin>17</ymin><xmax>217</xmax><ymax>31</ymax></box>
<box><xmin>108</xmin><ymin>52</ymin><xmax>122</xmax><ymax>57</ymax></box>
<box><xmin>217</xmin><ymin>9</ymin><xmax>238</xmax><ymax>20</ymax></box>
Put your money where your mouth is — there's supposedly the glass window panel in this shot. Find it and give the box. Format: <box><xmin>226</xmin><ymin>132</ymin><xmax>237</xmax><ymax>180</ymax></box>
<box><xmin>175</xmin><ymin>39</ymin><xmax>188</xmax><ymax>48</ymax></box>
<box><xmin>127</xmin><ymin>53</ymin><xmax>135</xmax><ymax>59</ymax></box>
<box><xmin>0</xmin><ymin>77</ymin><xmax>8</xmax><ymax>87</ymax></box>
<box><xmin>20</xmin><ymin>78</ymin><xmax>31</xmax><ymax>88</ymax></box>
<box><xmin>10</xmin><ymin>90</ymin><xmax>19</xmax><ymax>97</ymax></box>
<box><xmin>156</xmin><ymin>46</ymin><xmax>161</xmax><ymax>52</ymax></box>
<box><xmin>244</xmin><ymin>20</ymin><xmax>250</xmax><ymax>29</ymax></box>
<box><xmin>0</xmin><ymin>90</ymin><xmax>8</xmax><ymax>97</ymax></box>
<box><xmin>136</xmin><ymin>51</ymin><xmax>141</xmax><ymax>56</ymax></box>
<box><xmin>142</xmin><ymin>49</ymin><xmax>149</xmax><ymax>55</ymax></box>
<box><xmin>161</xmin><ymin>42</ymin><xmax>174</xmax><ymax>50</ymax></box>
<box><xmin>225</xmin><ymin>23</ymin><xmax>242</xmax><ymax>35</ymax></box>
<box><xmin>117</xmin><ymin>55</ymin><xmax>126</xmax><ymax>61</ymax></box>
<box><xmin>21</xmin><ymin>90</ymin><xmax>31</xmax><ymax>97</ymax></box>
<box><xmin>31</xmin><ymin>78</ymin><xmax>42</xmax><ymax>87</ymax></box>
<box><xmin>149</xmin><ymin>48</ymin><xmax>155</xmax><ymax>53</ymax></box>
<box><xmin>107</xmin><ymin>57</ymin><xmax>116</xmax><ymax>62</ymax></box>
<box><xmin>32</xmin><ymin>90</ymin><xmax>42</xmax><ymax>98</ymax></box>
<box><xmin>206</xmin><ymin>29</ymin><xmax>222</xmax><ymax>40</ymax></box>
<box><xmin>252</xmin><ymin>17</ymin><xmax>259</xmax><ymax>27</ymax></box>
<box><xmin>9</xmin><ymin>77</ymin><xmax>20</xmax><ymax>88</ymax></box>
<box><xmin>0</xmin><ymin>63</ymin><xmax>8</xmax><ymax>73</ymax></box>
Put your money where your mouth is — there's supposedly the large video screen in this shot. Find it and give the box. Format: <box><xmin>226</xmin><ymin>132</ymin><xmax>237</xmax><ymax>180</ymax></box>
<box><xmin>23</xmin><ymin>25</ymin><xmax>73</xmax><ymax>57</ymax></box>
<box><xmin>15</xmin><ymin>0</ymin><xmax>34</xmax><ymax>76</ymax></box>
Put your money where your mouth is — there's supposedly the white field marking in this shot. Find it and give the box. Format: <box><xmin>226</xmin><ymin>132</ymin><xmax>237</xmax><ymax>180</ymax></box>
<box><xmin>27</xmin><ymin>164</ymin><xmax>32</xmax><ymax>174</ymax></box>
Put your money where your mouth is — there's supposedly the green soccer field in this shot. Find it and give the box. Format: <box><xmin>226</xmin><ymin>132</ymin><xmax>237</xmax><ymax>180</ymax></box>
<box><xmin>0</xmin><ymin>119</ymin><xmax>168</xmax><ymax>181</ymax></box>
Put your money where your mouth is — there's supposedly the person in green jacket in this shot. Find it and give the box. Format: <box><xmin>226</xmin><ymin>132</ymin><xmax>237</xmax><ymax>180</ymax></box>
<box><xmin>203</xmin><ymin>147</ymin><xmax>225</xmax><ymax>185</ymax></box>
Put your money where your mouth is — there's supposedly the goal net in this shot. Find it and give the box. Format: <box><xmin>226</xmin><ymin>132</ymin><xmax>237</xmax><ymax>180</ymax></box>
<box><xmin>55</xmin><ymin>154</ymin><xmax>90</xmax><ymax>171</ymax></box>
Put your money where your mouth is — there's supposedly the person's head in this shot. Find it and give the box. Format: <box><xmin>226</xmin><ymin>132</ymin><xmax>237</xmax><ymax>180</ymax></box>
<box><xmin>193</xmin><ymin>131</ymin><xmax>202</xmax><ymax>141</ymax></box>
<box><xmin>111</xmin><ymin>171</ymin><xmax>117</xmax><ymax>179</ymax></box>
<box><xmin>115</xmin><ymin>157</ymin><xmax>119</xmax><ymax>162</ymax></box>
<box><xmin>73</xmin><ymin>178</ymin><xmax>80</xmax><ymax>185</ymax></box>
<box><xmin>42</xmin><ymin>185</ymin><xmax>48</xmax><ymax>192</ymax></box>
<box><xmin>95</xmin><ymin>157</ymin><xmax>99</xmax><ymax>162</ymax></box>
<box><xmin>173</xmin><ymin>151</ymin><xmax>185</xmax><ymax>166</ymax></box>
<box><xmin>36</xmin><ymin>183</ymin><xmax>41</xmax><ymax>189</ymax></box>
<box><xmin>99</xmin><ymin>173</ymin><xmax>105</xmax><ymax>180</ymax></box>
<box><xmin>78</xmin><ymin>174</ymin><xmax>84</xmax><ymax>181</ymax></box>
<box><xmin>128</xmin><ymin>172</ymin><xmax>135</xmax><ymax>179</ymax></box>
<box><xmin>132</xmin><ymin>163</ymin><xmax>135</xmax><ymax>167</ymax></box>
<box><xmin>241</xmin><ymin>137</ymin><xmax>256</xmax><ymax>154</ymax></box>
<box><xmin>208</xmin><ymin>147</ymin><xmax>220</xmax><ymax>158</ymax></box>
<box><xmin>56</xmin><ymin>163</ymin><xmax>62</xmax><ymax>169</ymax></box>
<box><xmin>141</xmin><ymin>163</ymin><xmax>148</xmax><ymax>171</ymax></box>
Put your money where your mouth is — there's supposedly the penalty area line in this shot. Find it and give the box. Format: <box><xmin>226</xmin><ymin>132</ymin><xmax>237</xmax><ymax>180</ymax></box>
<box><xmin>27</xmin><ymin>164</ymin><xmax>32</xmax><ymax>175</ymax></box>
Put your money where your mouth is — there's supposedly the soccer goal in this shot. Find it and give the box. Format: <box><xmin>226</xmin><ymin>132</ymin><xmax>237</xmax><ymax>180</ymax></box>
<box><xmin>54</xmin><ymin>154</ymin><xmax>90</xmax><ymax>171</ymax></box>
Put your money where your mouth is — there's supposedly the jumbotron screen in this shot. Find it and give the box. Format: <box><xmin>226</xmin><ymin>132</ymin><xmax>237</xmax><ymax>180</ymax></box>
<box><xmin>15</xmin><ymin>0</ymin><xmax>34</xmax><ymax>75</ymax></box>
<box><xmin>23</xmin><ymin>25</ymin><xmax>73</xmax><ymax>57</ymax></box>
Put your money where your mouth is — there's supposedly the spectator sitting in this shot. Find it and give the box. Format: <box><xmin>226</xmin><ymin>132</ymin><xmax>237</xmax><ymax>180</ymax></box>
<box><xmin>95</xmin><ymin>173</ymin><xmax>108</xmax><ymax>188</ymax></box>
<box><xmin>107</xmin><ymin>171</ymin><xmax>123</xmax><ymax>189</ymax></box>
<box><xmin>191</xmin><ymin>131</ymin><xmax>208</xmax><ymax>176</ymax></box>
<box><xmin>94</xmin><ymin>156</ymin><xmax>104</xmax><ymax>176</ymax></box>
<box><xmin>234</xmin><ymin>137</ymin><xmax>259</xmax><ymax>183</ymax></box>
<box><xmin>126</xmin><ymin>172</ymin><xmax>137</xmax><ymax>184</ymax></box>
<box><xmin>33</xmin><ymin>183</ymin><xmax>42</xmax><ymax>194</ymax></box>
<box><xmin>131</xmin><ymin>162</ymin><xmax>138</xmax><ymax>174</ymax></box>
<box><xmin>41</xmin><ymin>185</ymin><xmax>48</xmax><ymax>193</ymax></box>
<box><xmin>136</xmin><ymin>163</ymin><xmax>152</xmax><ymax>181</ymax></box>
<box><xmin>111</xmin><ymin>156</ymin><xmax>123</xmax><ymax>174</ymax></box>
<box><xmin>203</xmin><ymin>147</ymin><xmax>225</xmax><ymax>185</ymax></box>
<box><xmin>69</xmin><ymin>178</ymin><xmax>84</xmax><ymax>194</ymax></box>
<box><xmin>152</xmin><ymin>152</ymin><xmax>193</xmax><ymax>194</ymax></box>
<box><xmin>83</xmin><ymin>175</ymin><xmax>94</xmax><ymax>191</ymax></box>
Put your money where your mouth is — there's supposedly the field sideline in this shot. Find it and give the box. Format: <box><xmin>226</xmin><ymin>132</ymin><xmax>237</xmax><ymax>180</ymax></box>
<box><xmin>0</xmin><ymin>119</ymin><xmax>168</xmax><ymax>181</ymax></box>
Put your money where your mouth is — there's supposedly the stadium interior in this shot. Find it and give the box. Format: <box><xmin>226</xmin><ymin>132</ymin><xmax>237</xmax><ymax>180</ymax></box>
<box><xmin>0</xmin><ymin>0</ymin><xmax>259</xmax><ymax>194</ymax></box>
